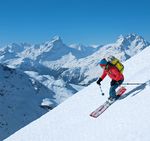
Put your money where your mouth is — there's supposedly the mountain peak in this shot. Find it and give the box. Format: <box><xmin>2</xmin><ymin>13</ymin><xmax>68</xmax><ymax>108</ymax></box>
<box><xmin>125</xmin><ymin>33</ymin><xmax>145</xmax><ymax>41</ymax></box>
<box><xmin>116</xmin><ymin>33</ymin><xmax>149</xmax><ymax>46</ymax></box>
<box><xmin>44</xmin><ymin>36</ymin><xmax>64</xmax><ymax>49</ymax></box>
<box><xmin>117</xmin><ymin>33</ymin><xmax>139</xmax><ymax>42</ymax></box>
<box><xmin>51</xmin><ymin>36</ymin><xmax>62</xmax><ymax>43</ymax></box>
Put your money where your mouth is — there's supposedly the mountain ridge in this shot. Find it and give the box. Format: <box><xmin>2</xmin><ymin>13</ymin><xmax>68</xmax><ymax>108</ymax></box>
<box><xmin>0</xmin><ymin>64</ymin><xmax>57</xmax><ymax>140</ymax></box>
<box><xmin>0</xmin><ymin>33</ymin><xmax>149</xmax><ymax>101</ymax></box>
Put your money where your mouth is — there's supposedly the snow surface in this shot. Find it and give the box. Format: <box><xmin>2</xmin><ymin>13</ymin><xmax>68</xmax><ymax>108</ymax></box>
<box><xmin>3</xmin><ymin>34</ymin><xmax>149</xmax><ymax>140</ymax></box>
<box><xmin>41</xmin><ymin>98</ymin><xmax>53</xmax><ymax>109</ymax></box>
<box><xmin>5</xmin><ymin>46</ymin><xmax>150</xmax><ymax>141</ymax></box>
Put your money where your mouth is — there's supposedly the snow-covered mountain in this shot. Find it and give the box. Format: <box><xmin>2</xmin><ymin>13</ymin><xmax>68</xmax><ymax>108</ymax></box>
<box><xmin>0</xmin><ymin>33</ymin><xmax>150</xmax><ymax>140</ymax></box>
<box><xmin>4</xmin><ymin>43</ymin><xmax>150</xmax><ymax>141</ymax></box>
<box><xmin>0</xmin><ymin>64</ymin><xmax>57</xmax><ymax>140</ymax></box>
<box><xmin>0</xmin><ymin>34</ymin><xmax>149</xmax><ymax>103</ymax></box>
<box><xmin>0</xmin><ymin>34</ymin><xmax>149</xmax><ymax>102</ymax></box>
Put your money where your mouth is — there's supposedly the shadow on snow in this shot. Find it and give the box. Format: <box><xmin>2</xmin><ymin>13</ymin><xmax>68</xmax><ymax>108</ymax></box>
<box><xmin>120</xmin><ymin>80</ymin><xmax>150</xmax><ymax>100</ymax></box>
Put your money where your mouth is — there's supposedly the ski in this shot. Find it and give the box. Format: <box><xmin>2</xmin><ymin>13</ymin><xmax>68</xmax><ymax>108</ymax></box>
<box><xmin>90</xmin><ymin>86</ymin><xmax>126</xmax><ymax>118</ymax></box>
<box><xmin>90</xmin><ymin>100</ymin><xmax>113</xmax><ymax>118</ymax></box>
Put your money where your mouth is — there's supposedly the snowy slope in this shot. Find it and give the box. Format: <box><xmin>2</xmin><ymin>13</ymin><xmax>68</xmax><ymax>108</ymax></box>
<box><xmin>5</xmin><ymin>46</ymin><xmax>150</xmax><ymax>141</ymax></box>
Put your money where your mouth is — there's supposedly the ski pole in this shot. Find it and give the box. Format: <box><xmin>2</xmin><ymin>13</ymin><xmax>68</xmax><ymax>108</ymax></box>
<box><xmin>99</xmin><ymin>85</ymin><xmax>104</xmax><ymax>96</ymax></box>
<box><xmin>122</xmin><ymin>83</ymin><xmax>145</xmax><ymax>85</ymax></box>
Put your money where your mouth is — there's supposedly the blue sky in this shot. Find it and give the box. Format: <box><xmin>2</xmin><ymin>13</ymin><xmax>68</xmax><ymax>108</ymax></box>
<box><xmin>0</xmin><ymin>0</ymin><xmax>149</xmax><ymax>46</ymax></box>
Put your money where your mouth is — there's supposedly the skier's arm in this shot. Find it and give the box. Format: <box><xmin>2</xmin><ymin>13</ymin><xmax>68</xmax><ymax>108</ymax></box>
<box><xmin>100</xmin><ymin>70</ymin><xmax>107</xmax><ymax>80</ymax></box>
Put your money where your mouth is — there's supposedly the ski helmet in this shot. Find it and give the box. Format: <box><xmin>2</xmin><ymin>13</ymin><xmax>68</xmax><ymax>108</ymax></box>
<box><xmin>99</xmin><ymin>58</ymin><xmax>107</xmax><ymax>67</ymax></box>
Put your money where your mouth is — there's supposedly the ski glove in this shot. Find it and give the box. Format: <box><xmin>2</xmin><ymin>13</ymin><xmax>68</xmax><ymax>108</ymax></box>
<box><xmin>97</xmin><ymin>78</ymin><xmax>102</xmax><ymax>85</ymax></box>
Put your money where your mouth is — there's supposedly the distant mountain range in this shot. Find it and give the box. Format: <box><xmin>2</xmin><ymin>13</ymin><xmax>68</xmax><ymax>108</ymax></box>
<box><xmin>0</xmin><ymin>33</ymin><xmax>149</xmax><ymax>103</ymax></box>
<box><xmin>0</xmin><ymin>33</ymin><xmax>149</xmax><ymax>140</ymax></box>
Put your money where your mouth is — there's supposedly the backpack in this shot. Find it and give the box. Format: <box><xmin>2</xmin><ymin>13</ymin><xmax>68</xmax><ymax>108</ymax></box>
<box><xmin>107</xmin><ymin>56</ymin><xmax>124</xmax><ymax>73</ymax></box>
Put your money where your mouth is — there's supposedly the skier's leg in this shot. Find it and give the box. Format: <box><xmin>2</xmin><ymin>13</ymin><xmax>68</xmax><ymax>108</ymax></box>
<box><xmin>109</xmin><ymin>84</ymin><xmax>119</xmax><ymax>99</ymax></box>
<box><xmin>109</xmin><ymin>80</ymin><xmax>124</xmax><ymax>99</ymax></box>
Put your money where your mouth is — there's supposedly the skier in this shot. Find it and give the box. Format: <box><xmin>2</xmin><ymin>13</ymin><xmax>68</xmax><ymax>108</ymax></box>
<box><xmin>96</xmin><ymin>58</ymin><xmax>124</xmax><ymax>101</ymax></box>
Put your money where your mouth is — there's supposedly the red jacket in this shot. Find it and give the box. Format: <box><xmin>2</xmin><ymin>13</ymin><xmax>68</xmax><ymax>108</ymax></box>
<box><xmin>100</xmin><ymin>65</ymin><xmax>124</xmax><ymax>81</ymax></box>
